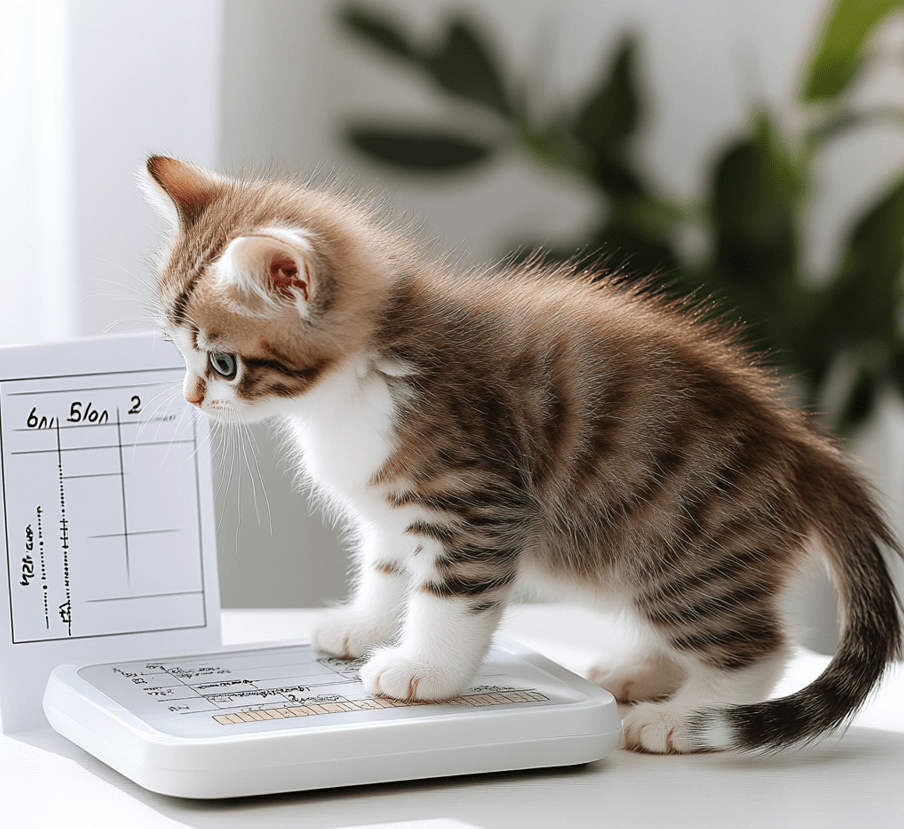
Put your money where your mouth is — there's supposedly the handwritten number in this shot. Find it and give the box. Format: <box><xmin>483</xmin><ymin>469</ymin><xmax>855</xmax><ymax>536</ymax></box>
<box><xmin>67</xmin><ymin>401</ymin><xmax>109</xmax><ymax>424</ymax></box>
<box><xmin>128</xmin><ymin>395</ymin><xmax>141</xmax><ymax>415</ymax></box>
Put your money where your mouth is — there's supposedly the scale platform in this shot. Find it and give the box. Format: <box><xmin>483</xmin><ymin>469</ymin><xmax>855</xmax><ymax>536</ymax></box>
<box><xmin>44</xmin><ymin>639</ymin><xmax>622</xmax><ymax>799</ymax></box>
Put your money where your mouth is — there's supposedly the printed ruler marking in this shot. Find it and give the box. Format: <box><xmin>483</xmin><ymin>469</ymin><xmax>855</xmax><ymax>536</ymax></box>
<box><xmin>37</xmin><ymin>506</ymin><xmax>48</xmax><ymax>629</ymax></box>
<box><xmin>55</xmin><ymin>421</ymin><xmax>72</xmax><ymax>636</ymax></box>
<box><xmin>212</xmin><ymin>689</ymin><xmax>552</xmax><ymax>725</ymax></box>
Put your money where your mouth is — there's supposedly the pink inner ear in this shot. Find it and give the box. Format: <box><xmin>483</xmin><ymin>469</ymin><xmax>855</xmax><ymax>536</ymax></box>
<box><xmin>269</xmin><ymin>253</ymin><xmax>309</xmax><ymax>301</ymax></box>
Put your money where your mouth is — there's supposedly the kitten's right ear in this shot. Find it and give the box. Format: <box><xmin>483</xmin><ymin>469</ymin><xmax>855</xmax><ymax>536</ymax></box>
<box><xmin>139</xmin><ymin>156</ymin><xmax>223</xmax><ymax>228</ymax></box>
<box><xmin>216</xmin><ymin>230</ymin><xmax>315</xmax><ymax>316</ymax></box>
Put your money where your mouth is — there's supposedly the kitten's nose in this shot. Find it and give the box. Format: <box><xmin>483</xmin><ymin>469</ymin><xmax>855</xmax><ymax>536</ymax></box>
<box><xmin>184</xmin><ymin>378</ymin><xmax>205</xmax><ymax>407</ymax></box>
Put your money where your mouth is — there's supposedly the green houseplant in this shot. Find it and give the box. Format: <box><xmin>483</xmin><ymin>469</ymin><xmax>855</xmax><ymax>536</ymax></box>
<box><xmin>340</xmin><ymin>0</ymin><xmax>904</xmax><ymax>434</ymax></box>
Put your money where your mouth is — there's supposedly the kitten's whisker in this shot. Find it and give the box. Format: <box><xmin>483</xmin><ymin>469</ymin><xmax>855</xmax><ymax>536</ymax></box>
<box><xmin>129</xmin><ymin>382</ymin><xmax>183</xmax><ymax>463</ymax></box>
<box><xmin>236</xmin><ymin>424</ymin><xmax>265</xmax><ymax>530</ymax></box>
<box><xmin>101</xmin><ymin>318</ymin><xmax>156</xmax><ymax>335</ymax></box>
<box><xmin>78</xmin><ymin>255</ymin><xmax>150</xmax><ymax>285</ymax></box>
<box><xmin>241</xmin><ymin>421</ymin><xmax>273</xmax><ymax>535</ymax></box>
<box><xmin>210</xmin><ymin>423</ymin><xmax>231</xmax><ymax>505</ymax></box>
<box><xmin>229</xmin><ymin>426</ymin><xmax>244</xmax><ymax>550</ymax></box>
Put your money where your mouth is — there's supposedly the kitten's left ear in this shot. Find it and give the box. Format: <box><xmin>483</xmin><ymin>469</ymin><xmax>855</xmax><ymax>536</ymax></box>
<box><xmin>139</xmin><ymin>156</ymin><xmax>224</xmax><ymax>228</ymax></box>
<box><xmin>216</xmin><ymin>230</ymin><xmax>314</xmax><ymax>314</ymax></box>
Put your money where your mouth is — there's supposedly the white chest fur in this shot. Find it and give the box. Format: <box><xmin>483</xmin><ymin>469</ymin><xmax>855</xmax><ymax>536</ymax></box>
<box><xmin>281</xmin><ymin>357</ymin><xmax>399</xmax><ymax>523</ymax></box>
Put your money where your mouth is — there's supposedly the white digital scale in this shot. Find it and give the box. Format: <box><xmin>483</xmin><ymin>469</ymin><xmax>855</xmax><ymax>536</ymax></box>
<box><xmin>44</xmin><ymin>639</ymin><xmax>622</xmax><ymax>799</ymax></box>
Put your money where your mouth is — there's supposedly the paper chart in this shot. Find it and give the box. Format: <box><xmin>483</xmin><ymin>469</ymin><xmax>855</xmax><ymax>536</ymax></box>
<box><xmin>1</xmin><ymin>367</ymin><xmax>208</xmax><ymax>642</ymax></box>
<box><xmin>0</xmin><ymin>333</ymin><xmax>220</xmax><ymax>732</ymax></box>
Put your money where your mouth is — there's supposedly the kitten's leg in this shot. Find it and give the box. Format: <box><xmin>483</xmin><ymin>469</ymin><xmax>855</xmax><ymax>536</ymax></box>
<box><xmin>360</xmin><ymin>588</ymin><xmax>509</xmax><ymax>701</ymax></box>
<box><xmin>620</xmin><ymin>585</ymin><xmax>791</xmax><ymax>752</ymax></box>
<box><xmin>620</xmin><ymin>648</ymin><xmax>788</xmax><ymax>753</ymax></box>
<box><xmin>358</xmin><ymin>529</ymin><xmax>517</xmax><ymax>701</ymax></box>
<box><xmin>589</xmin><ymin>647</ymin><xmax>687</xmax><ymax>703</ymax></box>
<box><xmin>311</xmin><ymin>542</ymin><xmax>408</xmax><ymax>659</ymax></box>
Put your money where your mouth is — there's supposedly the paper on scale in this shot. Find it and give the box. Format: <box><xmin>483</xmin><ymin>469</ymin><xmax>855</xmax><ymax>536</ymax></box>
<box><xmin>0</xmin><ymin>332</ymin><xmax>220</xmax><ymax>732</ymax></box>
<box><xmin>71</xmin><ymin>642</ymin><xmax>580</xmax><ymax>738</ymax></box>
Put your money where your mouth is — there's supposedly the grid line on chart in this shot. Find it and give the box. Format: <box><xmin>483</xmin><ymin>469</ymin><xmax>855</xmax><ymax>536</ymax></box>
<box><xmin>10</xmin><ymin>439</ymin><xmax>195</xmax><ymax>456</ymax></box>
<box><xmin>114</xmin><ymin>408</ymin><xmax>131</xmax><ymax>586</ymax></box>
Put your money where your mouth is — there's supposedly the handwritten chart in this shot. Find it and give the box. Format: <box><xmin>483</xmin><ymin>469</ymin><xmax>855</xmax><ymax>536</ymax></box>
<box><xmin>0</xmin><ymin>334</ymin><xmax>220</xmax><ymax>732</ymax></box>
<box><xmin>77</xmin><ymin>643</ymin><xmax>569</xmax><ymax>740</ymax></box>
<box><xmin>1</xmin><ymin>368</ymin><xmax>208</xmax><ymax>642</ymax></box>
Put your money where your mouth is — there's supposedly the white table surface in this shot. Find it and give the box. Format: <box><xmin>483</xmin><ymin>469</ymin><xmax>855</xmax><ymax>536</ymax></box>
<box><xmin>2</xmin><ymin>604</ymin><xmax>903</xmax><ymax>829</ymax></box>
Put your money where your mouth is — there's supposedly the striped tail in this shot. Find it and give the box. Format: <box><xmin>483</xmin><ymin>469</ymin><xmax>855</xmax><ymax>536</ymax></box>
<box><xmin>694</xmin><ymin>522</ymin><xmax>902</xmax><ymax>752</ymax></box>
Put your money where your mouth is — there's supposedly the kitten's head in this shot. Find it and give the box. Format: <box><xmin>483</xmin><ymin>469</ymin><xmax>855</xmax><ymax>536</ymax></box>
<box><xmin>140</xmin><ymin>156</ymin><xmax>399</xmax><ymax>423</ymax></box>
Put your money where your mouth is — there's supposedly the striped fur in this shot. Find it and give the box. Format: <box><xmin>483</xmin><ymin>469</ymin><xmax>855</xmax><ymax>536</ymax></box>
<box><xmin>143</xmin><ymin>157</ymin><xmax>902</xmax><ymax>753</ymax></box>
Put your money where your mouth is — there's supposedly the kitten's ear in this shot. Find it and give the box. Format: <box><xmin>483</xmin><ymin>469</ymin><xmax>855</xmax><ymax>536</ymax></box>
<box><xmin>216</xmin><ymin>230</ymin><xmax>314</xmax><ymax>314</ymax></box>
<box><xmin>139</xmin><ymin>156</ymin><xmax>223</xmax><ymax>228</ymax></box>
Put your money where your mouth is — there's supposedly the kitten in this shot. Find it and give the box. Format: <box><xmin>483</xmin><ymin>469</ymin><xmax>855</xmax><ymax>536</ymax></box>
<box><xmin>141</xmin><ymin>156</ymin><xmax>901</xmax><ymax>754</ymax></box>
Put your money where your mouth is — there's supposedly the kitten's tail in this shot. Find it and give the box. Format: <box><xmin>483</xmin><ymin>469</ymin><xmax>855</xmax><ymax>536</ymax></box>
<box><xmin>693</xmin><ymin>511</ymin><xmax>902</xmax><ymax>753</ymax></box>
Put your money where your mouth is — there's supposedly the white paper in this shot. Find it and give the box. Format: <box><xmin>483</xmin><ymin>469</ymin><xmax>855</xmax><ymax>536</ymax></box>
<box><xmin>0</xmin><ymin>332</ymin><xmax>220</xmax><ymax>731</ymax></box>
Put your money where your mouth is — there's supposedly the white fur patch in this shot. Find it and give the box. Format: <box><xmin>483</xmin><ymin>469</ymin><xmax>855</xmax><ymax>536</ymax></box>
<box><xmin>137</xmin><ymin>163</ymin><xmax>180</xmax><ymax>229</ymax></box>
<box><xmin>693</xmin><ymin>710</ymin><xmax>735</xmax><ymax>751</ymax></box>
<box><xmin>282</xmin><ymin>355</ymin><xmax>400</xmax><ymax>521</ymax></box>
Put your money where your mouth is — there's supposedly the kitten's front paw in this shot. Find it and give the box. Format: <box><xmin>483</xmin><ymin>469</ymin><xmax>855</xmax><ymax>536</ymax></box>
<box><xmin>360</xmin><ymin>646</ymin><xmax>469</xmax><ymax>702</ymax></box>
<box><xmin>310</xmin><ymin>608</ymin><xmax>393</xmax><ymax>659</ymax></box>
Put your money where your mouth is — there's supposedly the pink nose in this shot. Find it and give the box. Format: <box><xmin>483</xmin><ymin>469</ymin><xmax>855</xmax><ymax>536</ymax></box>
<box><xmin>184</xmin><ymin>377</ymin><xmax>205</xmax><ymax>407</ymax></box>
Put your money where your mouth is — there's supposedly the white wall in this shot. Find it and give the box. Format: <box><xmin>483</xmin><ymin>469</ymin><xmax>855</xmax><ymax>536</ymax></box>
<box><xmin>0</xmin><ymin>0</ymin><xmax>222</xmax><ymax>343</ymax></box>
<box><xmin>3</xmin><ymin>1</ymin><xmax>902</xmax><ymax>646</ymax></box>
<box><xmin>1</xmin><ymin>0</ymin><xmax>77</xmax><ymax>342</ymax></box>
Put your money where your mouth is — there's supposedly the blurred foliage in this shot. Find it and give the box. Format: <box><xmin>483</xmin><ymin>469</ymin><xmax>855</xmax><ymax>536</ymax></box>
<box><xmin>340</xmin><ymin>0</ymin><xmax>904</xmax><ymax>434</ymax></box>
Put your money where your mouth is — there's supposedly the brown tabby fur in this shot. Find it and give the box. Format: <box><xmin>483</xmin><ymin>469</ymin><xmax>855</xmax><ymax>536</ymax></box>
<box><xmin>144</xmin><ymin>156</ymin><xmax>901</xmax><ymax>753</ymax></box>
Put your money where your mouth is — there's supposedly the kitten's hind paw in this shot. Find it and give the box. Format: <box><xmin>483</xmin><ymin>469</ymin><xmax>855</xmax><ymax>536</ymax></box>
<box><xmin>360</xmin><ymin>646</ymin><xmax>469</xmax><ymax>702</ymax></box>
<box><xmin>310</xmin><ymin>608</ymin><xmax>394</xmax><ymax>659</ymax></box>
<box><xmin>620</xmin><ymin>703</ymin><xmax>704</xmax><ymax>754</ymax></box>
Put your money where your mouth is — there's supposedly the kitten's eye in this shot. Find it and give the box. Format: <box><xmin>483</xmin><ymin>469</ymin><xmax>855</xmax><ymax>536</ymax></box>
<box><xmin>209</xmin><ymin>351</ymin><xmax>238</xmax><ymax>380</ymax></box>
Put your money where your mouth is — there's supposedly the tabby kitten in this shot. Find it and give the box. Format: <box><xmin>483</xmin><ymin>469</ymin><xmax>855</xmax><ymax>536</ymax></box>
<box><xmin>141</xmin><ymin>156</ymin><xmax>901</xmax><ymax>754</ymax></box>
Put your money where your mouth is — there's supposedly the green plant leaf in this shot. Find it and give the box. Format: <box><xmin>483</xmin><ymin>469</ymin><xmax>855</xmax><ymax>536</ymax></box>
<box><xmin>801</xmin><ymin>0</ymin><xmax>903</xmax><ymax>102</ymax></box>
<box><xmin>588</xmin><ymin>218</ymin><xmax>680</xmax><ymax>282</ymax></box>
<box><xmin>815</xmin><ymin>175</ymin><xmax>904</xmax><ymax>364</ymax></box>
<box><xmin>347</xmin><ymin>126</ymin><xmax>493</xmax><ymax>171</ymax></box>
<box><xmin>341</xmin><ymin>5</ymin><xmax>417</xmax><ymax>61</ymax></box>
<box><xmin>836</xmin><ymin>359</ymin><xmax>880</xmax><ymax>433</ymax></box>
<box><xmin>709</xmin><ymin>119</ymin><xmax>799</xmax><ymax>288</ymax></box>
<box><xmin>590</xmin><ymin>156</ymin><xmax>646</xmax><ymax>198</ymax></box>
<box><xmin>807</xmin><ymin>107</ymin><xmax>904</xmax><ymax>149</ymax></box>
<box><xmin>701</xmin><ymin>115</ymin><xmax>806</xmax><ymax>365</ymax></box>
<box><xmin>892</xmin><ymin>337</ymin><xmax>904</xmax><ymax>400</ymax></box>
<box><xmin>572</xmin><ymin>36</ymin><xmax>640</xmax><ymax>158</ymax></box>
<box><xmin>424</xmin><ymin>18</ymin><xmax>511</xmax><ymax>115</ymax></box>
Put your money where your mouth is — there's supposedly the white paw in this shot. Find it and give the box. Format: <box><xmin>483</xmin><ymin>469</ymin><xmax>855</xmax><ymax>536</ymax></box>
<box><xmin>620</xmin><ymin>702</ymin><xmax>701</xmax><ymax>754</ymax></box>
<box><xmin>310</xmin><ymin>608</ymin><xmax>394</xmax><ymax>659</ymax></box>
<box><xmin>588</xmin><ymin>655</ymin><xmax>685</xmax><ymax>703</ymax></box>
<box><xmin>359</xmin><ymin>646</ymin><xmax>470</xmax><ymax>702</ymax></box>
